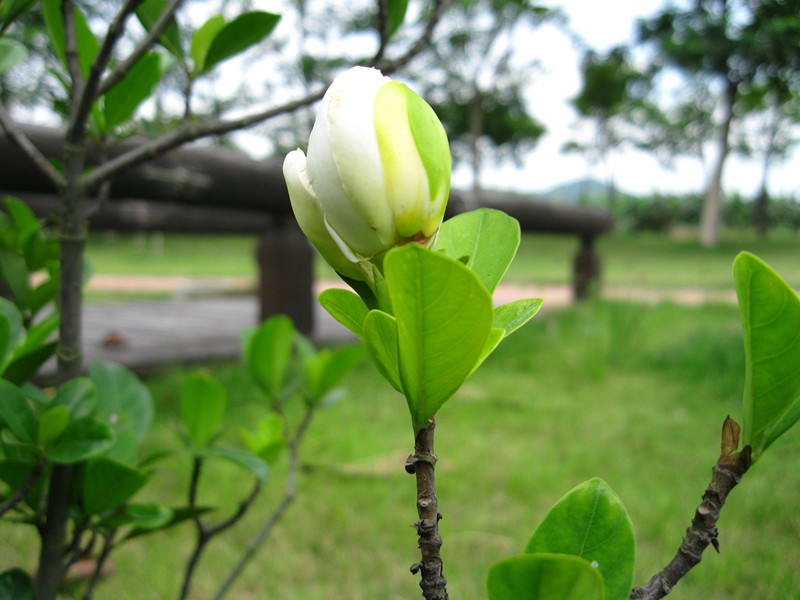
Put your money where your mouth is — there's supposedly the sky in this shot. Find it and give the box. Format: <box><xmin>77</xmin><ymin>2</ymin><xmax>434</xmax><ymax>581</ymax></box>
<box><xmin>458</xmin><ymin>0</ymin><xmax>800</xmax><ymax>198</ymax></box>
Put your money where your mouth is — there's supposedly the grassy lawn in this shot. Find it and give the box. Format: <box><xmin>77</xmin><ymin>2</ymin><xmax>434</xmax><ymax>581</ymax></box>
<box><xmin>3</xmin><ymin>300</ymin><xmax>798</xmax><ymax>599</ymax></box>
<box><xmin>85</xmin><ymin>228</ymin><xmax>800</xmax><ymax>293</ymax></box>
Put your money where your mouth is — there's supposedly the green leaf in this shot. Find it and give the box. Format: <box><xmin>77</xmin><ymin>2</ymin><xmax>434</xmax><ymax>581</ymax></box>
<box><xmin>82</xmin><ymin>457</ymin><xmax>149</xmax><ymax>515</ymax></box>
<box><xmin>734</xmin><ymin>252</ymin><xmax>800</xmax><ymax>460</ymax></box>
<box><xmin>42</xmin><ymin>0</ymin><xmax>98</xmax><ymax>78</ymax></box>
<box><xmin>38</xmin><ymin>405</ymin><xmax>70</xmax><ymax>447</ymax></box>
<box><xmin>0</xmin><ymin>568</ymin><xmax>34</xmax><ymax>600</ymax></box>
<box><xmin>487</xmin><ymin>553</ymin><xmax>604</xmax><ymax>600</ymax></box>
<box><xmin>470</xmin><ymin>327</ymin><xmax>505</xmax><ymax>377</ymax></box>
<box><xmin>526</xmin><ymin>478</ymin><xmax>634</xmax><ymax>600</ymax></box>
<box><xmin>124</xmin><ymin>505</ymin><xmax>213</xmax><ymax>541</ymax></box>
<box><xmin>90</xmin><ymin>361</ymin><xmax>154</xmax><ymax>442</ymax></box>
<box><xmin>385</xmin><ymin>244</ymin><xmax>493</xmax><ymax>431</ymax></box>
<box><xmin>0</xmin><ymin>379</ymin><xmax>36</xmax><ymax>444</ymax></box>
<box><xmin>45</xmin><ymin>417</ymin><xmax>114</xmax><ymax>463</ymax></box>
<box><xmin>0</xmin><ymin>298</ymin><xmax>23</xmax><ymax>369</ymax></box>
<box><xmin>437</xmin><ymin>208</ymin><xmax>521</xmax><ymax>293</ymax></box>
<box><xmin>197</xmin><ymin>11</ymin><xmax>280</xmax><ymax>76</ymax></box>
<box><xmin>306</xmin><ymin>343</ymin><xmax>365</xmax><ymax>401</ymax></box>
<box><xmin>0</xmin><ymin>459</ymin><xmax>45</xmax><ymax>509</ymax></box>
<box><xmin>0</xmin><ymin>248</ymin><xmax>30</xmax><ymax>307</ymax></box>
<box><xmin>99</xmin><ymin>502</ymin><xmax>173</xmax><ymax>530</ymax></box>
<box><xmin>181</xmin><ymin>373</ymin><xmax>226</xmax><ymax>447</ymax></box>
<box><xmin>385</xmin><ymin>0</ymin><xmax>409</xmax><ymax>37</ymax></box>
<box><xmin>0</xmin><ymin>0</ymin><xmax>36</xmax><ymax>35</ymax></box>
<box><xmin>136</xmin><ymin>0</ymin><xmax>184</xmax><ymax>58</ymax></box>
<box><xmin>0</xmin><ymin>39</ymin><xmax>26</xmax><ymax>75</ymax></box>
<box><xmin>246</xmin><ymin>315</ymin><xmax>295</xmax><ymax>401</ymax></box>
<box><xmin>241</xmin><ymin>413</ymin><xmax>285</xmax><ymax>464</ymax></box>
<box><xmin>190</xmin><ymin>14</ymin><xmax>225</xmax><ymax>74</ymax></box>
<box><xmin>318</xmin><ymin>288</ymin><xmax>369</xmax><ymax>340</ymax></box>
<box><xmin>52</xmin><ymin>377</ymin><xmax>97</xmax><ymax>421</ymax></box>
<box><xmin>495</xmin><ymin>298</ymin><xmax>544</xmax><ymax>338</ymax></box>
<box><xmin>3</xmin><ymin>341</ymin><xmax>56</xmax><ymax>385</ymax></box>
<box><xmin>362</xmin><ymin>309</ymin><xmax>402</xmax><ymax>393</ymax></box>
<box><xmin>102</xmin><ymin>52</ymin><xmax>163</xmax><ymax>130</ymax></box>
<box><xmin>199</xmin><ymin>446</ymin><xmax>269</xmax><ymax>483</ymax></box>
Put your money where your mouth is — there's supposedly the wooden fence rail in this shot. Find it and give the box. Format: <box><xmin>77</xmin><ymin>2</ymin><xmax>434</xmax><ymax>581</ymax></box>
<box><xmin>1</xmin><ymin>125</ymin><xmax>612</xmax><ymax>335</ymax></box>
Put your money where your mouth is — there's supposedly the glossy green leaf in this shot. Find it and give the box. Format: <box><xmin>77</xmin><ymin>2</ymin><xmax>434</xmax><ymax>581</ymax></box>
<box><xmin>190</xmin><ymin>14</ymin><xmax>225</xmax><ymax>74</ymax></box>
<box><xmin>181</xmin><ymin>373</ymin><xmax>226</xmax><ymax>447</ymax></box>
<box><xmin>734</xmin><ymin>252</ymin><xmax>800</xmax><ymax>460</ymax></box>
<box><xmin>124</xmin><ymin>505</ymin><xmax>213</xmax><ymax>540</ymax></box>
<box><xmin>241</xmin><ymin>413</ymin><xmax>285</xmax><ymax>464</ymax></box>
<box><xmin>304</xmin><ymin>343</ymin><xmax>365</xmax><ymax>402</ymax></box>
<box><xmin>99</xmin><ymin>502</ymin><xmax>173</xmax><ymax>530</ymax></box>
<box><xmin>0</xmin><ymin>39</ymin><xmax>26</xmax><ymax>75</ymax></box>
<box><xmin>42</xmin><ymin>0</ymin><xmax>98</xmax><ymax>78</ymax></box>
<box><xmin>526</xmin><ymin>478</ymin><xmax>634</xmax><ymax>600</ymax></box>
<box><xmin>136</xmin><ymin>0</ymin><xmax>184</xmax><ymax>58</ymax></box>
<box><xmin>82</xmin><ymin>457</ymin><xmax>149</xmax><ymax>515</ymax></box>
<box><xmin>363</xmin><ymin>309</ymin><xmax>402</xmax><ymax>393</ymax></box>
<box><xmin>38</xmin><ymin>405</ymin><xmax>70</xmax><ymax>447</ymax></box>
<box><xmin>0</xmin><ymin>298</ymin><xmax>22</xmax><ymax>369</ymax></box>
<box><xmin>52</xmin><ymin>377</ymin><xmax>97</xmax><ymax>421</ymax></box>
<box><xmin>45</xmin><ymin>417</ymin><xmax>114</xmax><ymax>463</ymax></box>
<box><xmin>385</xmin><ymin>244</ymin><xmax>493</xmax><ymax>431</ymax></box>
<box><xmin>3</xmin><ymin>341</ymin><xmax>57</xmax><ymax>386</ymax></box>
<box><xmin>385</xmin><ymin>0</ymin><xmax>409</xmax><ymax>36</ymax></box>
<box><xmin>437</xmin><ymin>208</ymin><xmax>520</xmax><ymax>293</ymax></box>
<box><xmin>495</xmin><ymin>298</ymin><xmax>544</xmax><ymax>338</ymax></box>
<box><xmin>246</xmin><ymin>315</ymin><xmax>295</xmax><ymax>401</ymax></box>
<box><xmin>90</xmin><ymin>361</ymin><xmax>154</xmax><ymax>442</ymax></box>
<box><xmin>0</xmin><ymin>379</ymin><xmax>36</xmax><ymax>444</ymax></box>
<box><xmin>487</xmin><ymin>553</ymin><xmax>604</xmax><ymax>600</ymax></box>
<box><xmin>199</xmin><ymin>11</ymin><xmax>280</xmax><ymax>76</ymax></box>
<box><xmin>0</xmin><ymin>248</ymin><xmax>30</xmax><ymax>308</ymax></box>
<box><xmin>0</xmin><ymin>568</ymin><xmax>33</xmax><ymax>600</ymax></box>
<box><xmin>199</xmin><ymin>446</ymin><xmax>269</xmax><ymax>483</ymax></box>
<box><xmin>0</xmin><ymin>0</ymin><xmax>36</xmax><ymax>35</ymax></box>
<box><xmin>103</xmin><ymin>52</ymin><xmax>162</xmax><ymax>130</ymax></box>
<box><xmin>318</xmin><ymin>288</ymin><xmax>369</xmax><ymax>340</ymax></box>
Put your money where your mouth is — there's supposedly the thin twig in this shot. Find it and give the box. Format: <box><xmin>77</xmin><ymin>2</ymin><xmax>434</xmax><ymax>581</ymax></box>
<box><xmin>62</xmin><ymin>0</ymin><xmax>84</xmax><ymax>101</ymax></box>
<box><xmin>70</xmin><ymin>0</ymin><xmax>146</xmax><ymax>142</ymax></box>
<box><xmin>406</xmin><ymin>418</ymin><xmax>448</xmax><ymax>600</ymax></box>
<box><xmin>82</xmin><ymin>0</ymin><xmax>453</xmax><ymax>192</ymax></box>
<box><xmin>0</xmin><ymin>460</ymin><xmax>45</xmax><ymax>518</ymax></box>
<box><xmin>630</xmin><ymin>417</ymin><xmax>751</xmax><ymax>600</ymax></box>
<box><xmin>374</xmin><ymin>0</ymin><xmax>391</xmax><ymax>64</ymax></box>
<box><xmin>0</xmin><ymin>105</ymin><xmax>66</xmax><ymax>189</ymax></box>
<box><xmin>212</xmin><ymin>408</ymin><xmax>314</xmax><ymax>600</ymax></box>
<box><xmin>98</xmin><ymin>0</ymin><xmax>186</xmax><ymax>96</ymax></box>
<box><xmin>82</xmin><ymin>532</ymin><xmax>115</xmax><ymax>600</ymax></box>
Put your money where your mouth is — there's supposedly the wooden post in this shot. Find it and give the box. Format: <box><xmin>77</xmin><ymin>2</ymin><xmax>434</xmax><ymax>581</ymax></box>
<box><xmin>573</xmin><ymin>233</ymin><xmax>601</xmax><ymax>300</ymax></box>
<box><xmin>256</xmin><ymin>220</ymin><xmax>314</xmax><ymax>334</ymax></box>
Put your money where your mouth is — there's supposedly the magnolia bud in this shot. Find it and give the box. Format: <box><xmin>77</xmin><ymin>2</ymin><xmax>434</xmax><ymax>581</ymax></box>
<box><xmin>283</xmin><ymin>66</ymin><xmax>451</xmax><ymax>279</ymax></box>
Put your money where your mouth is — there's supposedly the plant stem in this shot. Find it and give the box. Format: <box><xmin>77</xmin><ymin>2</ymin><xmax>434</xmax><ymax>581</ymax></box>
<box><xmin>0</xmin><ymin>460</ymin><xmax>44</xmax><ymax>518</ymax></box>
<box><xmin>212</xmin><ymin>408</ymin><xmax>314</xmax><ymax>600</ymax></box>
<box><xmin>630</xmin><ymin>418</ymin><xmax>751</xmax><ymax>600</ymax></box>
<box><xmin>406</xmin><ymin>418</ymin><xmax>448</xmax><ymax>600</ymax></box>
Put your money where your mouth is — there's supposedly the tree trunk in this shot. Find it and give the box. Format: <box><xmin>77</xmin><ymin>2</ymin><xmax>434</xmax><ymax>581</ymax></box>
<box><xmin>699</xmin><ymin>80</ymin><xmax>737</xmax><ymax>247</ymax></box>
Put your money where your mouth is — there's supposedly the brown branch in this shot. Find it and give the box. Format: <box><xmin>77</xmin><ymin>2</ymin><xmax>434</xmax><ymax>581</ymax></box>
<box><xmin>70</xmin><ymin>0</ymin><xmax>146</xmax><ymax>142</ymax></box>
<box><xmin>405</xmin><ymin>418</ymin><xmax>448</xmax><ymax>600</ymax></box>
<box><xmin>630</xmin><ymin>417</ymin><xmax>752</xmax><ymax>600</ymax></box>
<box><xmin>97</xmin><ymin>0</ymin><xmax>186</xmax><ymax>96</ymax></box>
<box><xmin>82</xmin><ymin>0</ymin><xmax>453</xmax><ymax>192</ymax></box>
<box><xmin>0</xmin><ymin>460</ymin><xmax>45</xmax><ymax>518</ymax></box>
<box><xmin>374</xmin><ymin>0</ymin><xmax>391</xmax><ymax>64</ymax></box>
<box><xmin>62</xmin><ymin>0</ymin><xmax>84</xmax><ymax>108</ymax></box>
<box><xmin>0</xmin><ymin>104</ymin><xmax>66</xmax><ymax>189</ymax></box>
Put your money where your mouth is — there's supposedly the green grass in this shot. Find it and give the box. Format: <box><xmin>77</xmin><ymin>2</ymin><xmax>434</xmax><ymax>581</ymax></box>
<box><xmin>4</xmin><ymin>300</ymin><xmax>799</xmax><ymax>599</ymax></box>
<box><xmin>84</xmin><ymin>229</ymin><xmax>800</xmax><ymax>294</ymax></box>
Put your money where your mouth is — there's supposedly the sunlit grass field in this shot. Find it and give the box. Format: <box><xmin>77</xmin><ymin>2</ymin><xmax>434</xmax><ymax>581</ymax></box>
<box><xmin>2</xmin><ymin>228</ymin><xmax>799</xmax><ymax>598</ymax></box>
<box><xmin>3</xmin><ymin>300</ymin><xmax>800</xmax><ymax>599</ymax></box>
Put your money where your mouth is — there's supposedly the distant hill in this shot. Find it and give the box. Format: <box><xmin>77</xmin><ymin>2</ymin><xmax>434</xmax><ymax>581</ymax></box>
<box><xmin>544</xmin><ymin>178</ymin><xmax>627</xmax><ymax>203</ymax></box>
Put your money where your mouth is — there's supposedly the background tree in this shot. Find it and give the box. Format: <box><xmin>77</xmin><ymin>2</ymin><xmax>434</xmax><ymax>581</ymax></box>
<box><xmin>637</xmin><ymin>0</ymin><xmax>800</xmax><ymax>247</ymax></box>
<box><xmin>565</xmin><ymin>45</ymin><xmax>649</xmax><ymax>208</ymax></box>
<box><xmin>408</xmin><ymin>0</ymin><xmax>550</xmax><ymax>202</ymax></box>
